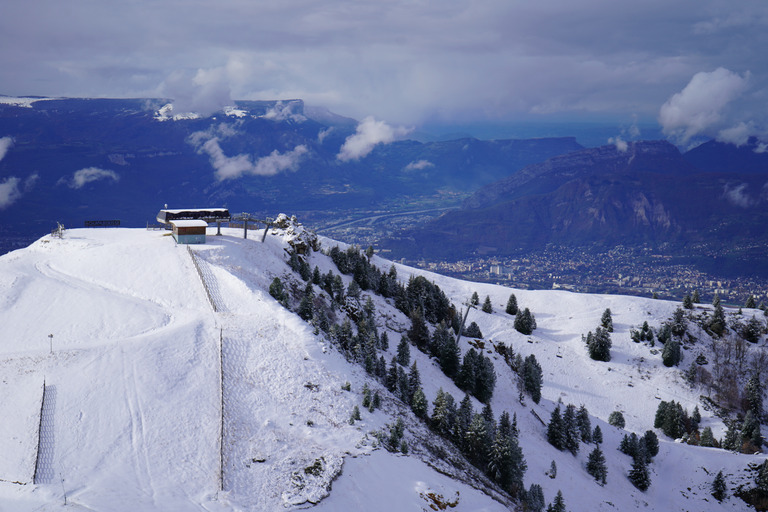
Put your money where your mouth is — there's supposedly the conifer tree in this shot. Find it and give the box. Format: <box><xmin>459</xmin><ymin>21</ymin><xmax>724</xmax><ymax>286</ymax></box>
<box><xmin>386</xmin><ymin>356</ymin><xmax>399</xmax><ymax>392</ymax></box>
<box><xmin>464</xmin><ymin>413</ymin><xmax>489</xmax><ymax>466</ymax></box>
<box><xmin>588</xmin><ymin>326</ymin><xmax>612</xmax><ymax>361</ymax></box>
<box><xmin>548</xmin><ymin>460</ymin><xmax>557</xmax><ymax>479</ymax></box>
<box><xmin>601</xmin><ymin>308</ymin><xmax>614</xmax><ymax>332</ymax></box>
<box><xmin>745</xmin><ymin>373</ymin><xmax>764</xmax><ymax>417</ymax></box>
<box><xmin>431</xmin><ymin>388</ymin><xmax>451</xmax><ymax>435</ymax></box>
<box><xmin>525</xmin><ymin>483</ymin><xmax>545</xmax><ymax>512</ymax></box>
<box><xmin>471</xmin><ymin>291</ymin><xmax>480</xmax><ymax>306</ymax></box>
<box><xmin>396</xmin><ymin>336</ymin><xmax>410</xmax><ymax>366</ymax></box>
<box><xmin>700</xmin><ymin>426</ymin><xmax>716</xmax><ymax>447</ymax></box>
<box><xmin>662</xmin><ymin>337</ymin><xmax>681</xmax><ymax>367</ymax></box>
<box><xmin>456</xmin><ymin>394</ymin><xmax>474</xmax><ymax>446</ymax></box>
<box><xmin>709</xmin><ymin>302</ymin><xmax>726</xmax><ymax>336</ymax></box>
<box><xmin>547</xmin><ymin>405</ymin><xmax>565</xmax><ymax>450</ymax></box>
<box><xmin>691</xmin><ymin>405</ymin><xmax>701</xmax><ymax>429</ymax></box>
<box><xmin>408</xmin><ymin>361</ymin><xmax>421</xmax><ymax>401</ymax></box>
<box><xmin>407</xmin><ymin>310</ymin><xmax>430</xmax><ymax>352</ymax></box>
<box><xmin>522</xmin><ymin>354</ymin><xmax>544</xmax><ymax>404</ymax></box>
<box><xmin>642</xmin><ymin>430</ymin><xmax>659</xmax><ymax>458</ymax></box>
<box><xmin>411</xmin><ymin>387</ymin><xmax>428</xmax><ymax>420</ymax></box>
<box><xmin>297</xmin><ymin>282</ymin><xmax>315</xmax><ymax>321</ymax></box>
<box><xmin>723</xmin><ymin>420</ymin><xmax>740</xmax><ymax>451</ymax></box>
<box><xmin>586</xmin><ymin>445</ymin><xmax>608</xmax><ymax>485</ymax></box>
<box><xmin>482</xmin><ymin>295</ymin><xmax>493</xmax><ymax>313</ymax></box>
<box><xmin>683</xmin><ymin>294</ymin><xmax>694</xmax><ymax>309</ymax></box>
<box><xmin>475</xmin><ymin>355</ymin><xmax>497</xmax><ymax>403</ymax></box>
<box><xmin>756</xmin><ymin>460</ymin><xmax>768</xmax><ymax>492</ymax></box>
<box><xmin>515</xmin><ymin>308</ymin><xmax>537</xmax><ymax>335</ymax></box>
<box><xmin>439</xmin><ymin>333</ymin><xmax>461</xmax><ymax>379</ymax></box>
<box><xmin>628</xmin><ymin>455</ymin><xmax>651</xmax><ymax>491</ymax></box>
<box><xmin>692</xmin><ymin>290</ymin><xmax>701</xmax><ymax>303</ymax></box>
<box><xmin>620</xmin><ymin>433</ymin><xmax>639</xmax><ymax>458</ymax></box>
<box><xmin>397</xmin><ymin>366</ymin><xmax>410</xmax><ymax>404</ymax></box>
<box><xmin>711</xmin><ymin>470</ymin><xmax>727</xmax><ymax>501</ymax></box>
<box><xmin>746</xmin><ymin>294</ymin><xmax>757</xmax><ymax>309</ymax></box>
<box><xmin>506</xmin><ymin>293</ymin><xmax>519</xmax><ymax>315</ymax></box>
<box><xmin>577</xmin><ymin>405</ymin><xmax>592</xmax><ymax>443</ymax></box>
<box><xmin>457</xmin><ymin>349</ymin><xmax>478</xmax><ymax>394</ymax></box>
<box><xmin>269</xmin><ymin>277</ymin><xmax>286</xmax><ymax>303</ymax></box>
<box><xmin>593</xmin><ymin>425</ymin><xmax>603</xmax><ymax>444</ymax></box>
<box><xmin>379</xmin><ymin>331</ymin><xmax>389</xmax><ymax>351</ymax></box>
<box><xmin>464</xmin><ymin>321</ymin><xmax>483</xmax><ymax>339</ymax></box>
<box><xmin>563</xmin><ymin>404</ymin><xmax>580</xmax><ymax>455</ymax></box>
<box><xmin>546</xmin><ymin>490</ymin><xmax>566</xmax><ymax>512</ymax></box>
<box><xmin>349</xmin><ymin>405</ymin><xmax>361</xmax><ymax>424</ymax></box>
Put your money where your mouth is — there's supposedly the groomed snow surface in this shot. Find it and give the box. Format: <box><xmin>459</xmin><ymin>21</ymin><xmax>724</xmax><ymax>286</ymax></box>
<box><xmin>0</xmin><ymin>226</ymin><xmax>762</xmax><ymax>511</ymax></box>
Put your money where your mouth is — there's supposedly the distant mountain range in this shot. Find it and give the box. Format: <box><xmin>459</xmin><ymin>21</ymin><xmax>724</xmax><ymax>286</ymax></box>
<box><xmin>0</xmin><ymin>97</ymin><xmax>581</xmax><ymax>252</ymax></box>
<box><xmin>384</xmin><ymin>139</ymin><xmax>768</xmax><ymax>276</ymax></box>
<box><xmin>3</xmin><ymin>97</ymin><xmax>767</xmax><ymax>279</ymax></box>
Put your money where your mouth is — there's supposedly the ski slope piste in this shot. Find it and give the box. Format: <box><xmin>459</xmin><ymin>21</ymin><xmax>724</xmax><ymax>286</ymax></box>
<box><xmin>0</xmin><ymin>219</ymin><xmax>763</xmax><ymax>511</ymax></box>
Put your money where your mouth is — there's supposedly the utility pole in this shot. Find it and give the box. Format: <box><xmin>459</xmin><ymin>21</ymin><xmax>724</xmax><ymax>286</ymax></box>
<box><xmin>454</xmin><ymin>301</ymin><xmax>475</xmax><ymax>346</ymax></box>
<box><xmin>48</xmin><ymin>334</ymin><xmax>53</xmax><ymax>354</ymax></box>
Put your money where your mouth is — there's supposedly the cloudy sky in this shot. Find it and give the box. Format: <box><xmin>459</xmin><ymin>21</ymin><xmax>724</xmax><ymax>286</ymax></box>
<box><xmin>2</xmin><ymin>0</ymin><xmax>767</xmax><ymax>143</ymax></box>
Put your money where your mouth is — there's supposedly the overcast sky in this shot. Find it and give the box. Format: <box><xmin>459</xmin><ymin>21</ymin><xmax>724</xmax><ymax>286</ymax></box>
<box><xmin>2</xmin><ymin>0</ymin><xmax>767</xmax><ymax>143</ymax></box>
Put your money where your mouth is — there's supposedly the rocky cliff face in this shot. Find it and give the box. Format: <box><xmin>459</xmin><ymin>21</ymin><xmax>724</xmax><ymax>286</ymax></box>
<box><xmin>384</xmin><ymin>140</ymin><xmax>768</xmax><ymax>262</ymax></box>
<box><xmin>463</xmin><ymin>140</ymin><xmax>695</xmax><ymax>209</ymax></box>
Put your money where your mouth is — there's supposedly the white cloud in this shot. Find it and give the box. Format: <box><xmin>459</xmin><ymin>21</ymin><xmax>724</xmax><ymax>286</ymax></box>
<box><xmin>404</xmin><ymin>159</ymin><xmax>434</xmax><ymax>171</ymax></box>
<box><xmin>263</xmin><ymin>100</ymin><xmax>306</xmax><ymax>123</ymax></box>
<box><xmin>607</xmin><ymin>136</ymin><xmax>628</xmax><ymax>152</ymax></box>
<box><xmin>723</xmin><ymin>182</ymin><xmax>754</xmax><ymax>208</ymax></box>
<box><xmin>189</xmin><ymin>126</ymin><xmax>308</xmax><ymax>180</ymax></box>
<box><xmin>67</xmin><ymin>167</ymin><xmax>120</xmax><ymax>189</ymax></box>
<box><xmin>717</xmin><ymin>122</ymin><xmax>753</xmax><ymax>146</ymax></box>
<box><xmin>317</xmin><ymin>127</ymin><xmax>333</xmax><ymax>144</ymax></box>
<box><xmin>0</xmin><ymin>136</ymin><xmax>13</xmax><ymax>161</ymax></box>
<box><xmin>0</xmin><ymin>176</ymin><xmax>21</xmax><ymax>209</ymax></box>
<box><xmin>659</xmin><ymin>68</ymin><xmax>750</xmax><ymax>145</ymax></box>
<box><xmin>755</xmin><ymin>143</ymin><xmax>768</xmax><ymax>154</ymax></box>
<box><xmin>160</xmin><ymin>67</ymin><xmax>232</xmax><ymax>118</ymax></box>
<box><xmin>337</xmin><ymin>117</ymin><xmax>411</xmax><ymax>162</ymax></box>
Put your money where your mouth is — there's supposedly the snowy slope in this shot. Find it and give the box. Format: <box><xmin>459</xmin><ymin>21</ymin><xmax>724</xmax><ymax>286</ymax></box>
<box><xmin>0</xmin><ymin>225</ymin><xmax>763</xmax><ymax>511</ymax></box>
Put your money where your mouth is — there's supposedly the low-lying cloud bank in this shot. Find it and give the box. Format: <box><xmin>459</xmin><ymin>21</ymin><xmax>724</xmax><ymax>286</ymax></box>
<box><xmin>337</xmin><ymin>117</ymin><xmax>411</xmax><ymax>162</ymax></box>
<box><xmin>0</xmin><ymin>174</ymin><xmax>38</xmax><ymax>210</ymax></box>
<box><xmin>659</xmin><ymin>68</ymin><xmax>767</xmax><ymax>148</ymax></box>
<box><xmin>189</xmin><ymin>123</ymin><xmax>308</xmax><ymax>181</ymax></box>
<box><xmin>56</xmin><ymin>168</ymin><xmax>119</xmax><ymax>189</ymax></box>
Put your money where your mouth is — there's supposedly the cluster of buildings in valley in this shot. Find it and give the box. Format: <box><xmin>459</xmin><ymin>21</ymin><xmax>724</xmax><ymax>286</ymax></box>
<box><xmin>410</xmin><ymin>246</ymin><xmax>768</xmax><ymax>306</ymax></box>
<box><xmin>310</xmin><ymin>215</ymin><xmax>768</xmax><ymax>305</ymax></box>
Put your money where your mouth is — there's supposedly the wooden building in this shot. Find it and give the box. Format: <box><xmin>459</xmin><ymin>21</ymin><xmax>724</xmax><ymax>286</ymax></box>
<box><xmin>170</xmin><ymin>220</ymin><xmax>208</xmax><ymax>244</ymax></box>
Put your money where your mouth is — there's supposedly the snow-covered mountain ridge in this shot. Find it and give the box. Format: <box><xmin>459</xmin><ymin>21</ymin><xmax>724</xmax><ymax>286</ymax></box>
<box><xmin>0</xmin><ymin>220</ymin><xmax>765</xmax><ymax>511</ymax></box>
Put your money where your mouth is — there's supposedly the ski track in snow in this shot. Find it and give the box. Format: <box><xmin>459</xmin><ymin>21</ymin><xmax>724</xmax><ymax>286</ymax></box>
<box><xmin>35</xmin><ymin>384</ymin><xmax>56</xmax><ymax>485</ymax></box>
<box><xmin>120</xmin><ymin>350</ymin><xmax>157</xmax><ymax>505</ymax></box>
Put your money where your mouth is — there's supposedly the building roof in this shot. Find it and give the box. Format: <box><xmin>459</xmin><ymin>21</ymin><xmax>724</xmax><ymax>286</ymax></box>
<box><xmin>170</xmin><ymin>220</ymin><xmax>209</xmax><ymax>228</ymax></box>
<box><xmin>156</xmin><ymin>208</ymin><xmax>230</xmax><ymax>224</ymax></box>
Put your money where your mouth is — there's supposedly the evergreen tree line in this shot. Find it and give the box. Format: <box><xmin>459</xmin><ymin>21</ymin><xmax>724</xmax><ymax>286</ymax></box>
<box><xmin>547</xmin><ymin>403</ymin><xmax>609</xmax><ymax>486</ymax></box>
<box><xmin>655</xmin><ymin>397</ymin><xmax>766</xmax><ymax>453</ymax></box>
<box><xmin>654</xmin><ymin>400</ymin><xmax>700</xmax><ymax>440</ymax></box>
<box><xmin>430</xmin><ymin>389</ymin><xmax>528</xmax><ymax>498</ymax></box>
<box><xmin>278</xmin><ymin>247</ymin><xmax>518</xmax><ymax>495</ymax></box>
<box><xmin>523</xmin><ymin>485</ymin><xmax>567</xmax><ymax>512</ymax></box>
<box><xmin>473</xmin><ymin>291</ymin><xmax>537</xmax><ymax>335</ymax></box>
<box><xmin>328</xmin><ymin>245</ymin><xmax>455</xmax><ymax>325</ymax></box>
<box><xmin>495</xmin><ymin>342</ymin><xmax>543</xmax><ymax>404</ymax></box>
